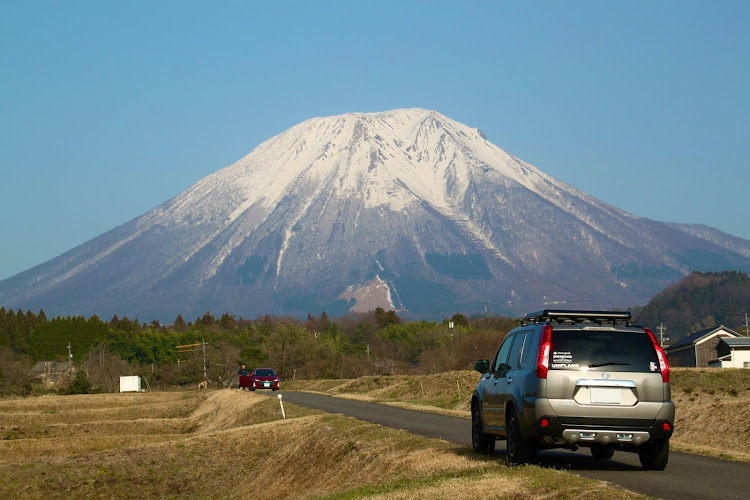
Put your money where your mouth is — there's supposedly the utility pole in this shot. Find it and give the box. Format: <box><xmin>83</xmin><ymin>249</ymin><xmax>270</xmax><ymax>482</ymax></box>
<box><xmin>657</xmin><ymin>323</ymin><xmax>669</xmax><ymax>345</ymax></box>
<box><xmin>365</xmin><ymin>344</ymin><xmax>370</xmax><ymax>361</ymax></box>
<box><xmin>175</xmin><ymin>341</ymin><xmax>209</xmax><ymax>377</ymax></box>
<box><xmin>202</xmin><ymin>339</ymin><xmax>207</xmax><ymax>380</ymax></box>
<box><xmin>743</xmin><ymin>313</ymin><xmax>750</xmax><ymax>337</ymax></box>
<box><xmin>66</xmin><ymin>342</ymin><xmax>73</xmax><ymax>361</ymax></box>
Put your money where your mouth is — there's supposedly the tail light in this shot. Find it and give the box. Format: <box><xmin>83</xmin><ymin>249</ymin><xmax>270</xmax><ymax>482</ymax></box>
<box><xmin>644</xmin><ymin>328</ymin><xmax>670</xmax><ymax>383</ymax></box>
<box><xmin>536</xmin><ymin>325</ymin><xmax>553</xmax><ymax>379</ymax></box>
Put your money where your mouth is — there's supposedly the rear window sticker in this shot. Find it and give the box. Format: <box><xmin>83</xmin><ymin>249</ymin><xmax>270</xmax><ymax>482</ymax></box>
<box><xmin>553</xmin><ymin>351</ymin><xmax>573</xmax><ymax>362</ymax></box>
<box><xmin>649</xmin><ymin>361</ymin><xmax>658</xmax><ymax>372</ymax></box>
<box><xmin>552</xmin><ymin>351</ymin><xmax>579</xmax><ymax>368</ymax></box>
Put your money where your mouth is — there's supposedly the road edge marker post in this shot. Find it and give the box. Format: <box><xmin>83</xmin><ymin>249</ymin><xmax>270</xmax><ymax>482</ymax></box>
<box><xmin>278</xmin><ymin>393</ymin><xmax>286</xmax><ymax>419</ymax></box>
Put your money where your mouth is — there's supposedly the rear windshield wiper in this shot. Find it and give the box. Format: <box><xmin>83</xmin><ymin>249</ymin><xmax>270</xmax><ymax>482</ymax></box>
<box><xmin>588</xmin><ymin>361</ymin><xmax>631</xmax><ymax>368</ymax></box>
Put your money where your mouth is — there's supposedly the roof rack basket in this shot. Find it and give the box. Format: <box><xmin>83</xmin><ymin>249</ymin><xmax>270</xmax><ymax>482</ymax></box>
<box><xmin>522</xmin><ymin>310</ymin><xmax>632</xmax><ymax>327</ymax></box>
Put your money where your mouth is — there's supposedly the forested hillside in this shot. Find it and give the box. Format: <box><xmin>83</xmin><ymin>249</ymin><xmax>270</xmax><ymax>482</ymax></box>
<box><xmin>0</xmin><ymin>306</ymin><xmax>516</xmax><ymax>395</ymax></box>
<box><xmin>634</xmin><ymin>271</ymin><xmax>750</xmax><ymax>341</ymax></box>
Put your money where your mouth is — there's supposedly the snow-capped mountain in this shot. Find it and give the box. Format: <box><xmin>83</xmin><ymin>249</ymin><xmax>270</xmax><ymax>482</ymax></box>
<box><xmin>2</xmin><ymin>109</ymin><xmax>749</xmax><ymax>321</ymax></box>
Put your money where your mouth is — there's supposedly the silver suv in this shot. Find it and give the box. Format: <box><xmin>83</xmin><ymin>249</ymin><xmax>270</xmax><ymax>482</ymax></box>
<box><xmin>471</xmin><ymin>310</ymin><xmax>674</xmax><ymax>470</ymax></box>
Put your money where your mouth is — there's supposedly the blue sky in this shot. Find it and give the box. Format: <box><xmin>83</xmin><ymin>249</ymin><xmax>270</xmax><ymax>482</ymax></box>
<box><xmin>1</xmin><ymin>1</ymin><xmax>748</xmax><ymax>280</ymax></box>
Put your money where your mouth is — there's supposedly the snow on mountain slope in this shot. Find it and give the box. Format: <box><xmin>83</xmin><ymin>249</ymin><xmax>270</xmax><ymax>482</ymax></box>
<box><xmin>2</xmin><ymin>109</ymin><xmax>749</xmax><ymax>321</ymax></box>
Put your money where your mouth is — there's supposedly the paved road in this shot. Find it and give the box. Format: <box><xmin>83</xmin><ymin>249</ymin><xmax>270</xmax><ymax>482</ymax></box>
<box><xmin>272</xmin><ymin>391</ymin><xmax>750</xmax><ymax>500</ymax></box>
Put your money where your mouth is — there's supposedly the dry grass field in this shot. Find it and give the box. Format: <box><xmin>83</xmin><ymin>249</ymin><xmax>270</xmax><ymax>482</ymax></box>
<box><xmin>285</xmin><ymin>367</ymin><xmax>750</xmax><ymax>463</ymax></box>
<box><xmin>0</xmin><ymin>389</ymin><xmax>645</xmax><ymax>499</ymax></box>
<box><xmin>669</xmin><ymin>368</ymin><xmax>750</xmax><ymax>462</ymax></box>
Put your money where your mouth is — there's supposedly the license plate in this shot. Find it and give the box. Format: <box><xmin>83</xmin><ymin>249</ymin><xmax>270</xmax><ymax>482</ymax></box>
<box><xmin>264</xmin><ymin>382</ymin><xmax>270</xmax><ymax>387</ymax></box>
<box><xmin>591</xmin><ymin>387</ymin><xmax>621</xmax><ymax>404</ymax></box>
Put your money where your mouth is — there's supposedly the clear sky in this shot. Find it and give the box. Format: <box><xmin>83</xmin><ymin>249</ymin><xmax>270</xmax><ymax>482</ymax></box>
<box><xmin>1</xmin><ymin>1</ymin><xmax>748</xmax><ymax>280</ymax></box>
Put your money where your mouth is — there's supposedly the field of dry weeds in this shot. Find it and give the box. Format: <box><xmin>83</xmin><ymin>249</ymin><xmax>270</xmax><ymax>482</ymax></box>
<box><xmin>0</xmin><ymin>389</ymin><xmax>644</xmax><ymax>499</ymax></box>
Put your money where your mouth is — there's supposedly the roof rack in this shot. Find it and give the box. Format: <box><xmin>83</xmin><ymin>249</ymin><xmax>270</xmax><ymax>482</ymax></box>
<box><xmin>522</xmin><ymin>309</ymin><xmax>632</xmax><ymax>327</ymax></box>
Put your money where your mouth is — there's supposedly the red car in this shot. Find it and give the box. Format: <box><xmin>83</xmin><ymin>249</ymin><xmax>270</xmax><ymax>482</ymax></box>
<box><xmin>249</xmin><ymin>368</ymin><xmax>280</xmax><ymax>391</ymax></box>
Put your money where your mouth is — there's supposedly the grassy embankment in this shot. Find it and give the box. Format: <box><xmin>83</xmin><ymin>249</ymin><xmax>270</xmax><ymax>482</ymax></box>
<box><xmin>0</xmin><ymin>389</ymin><xmax>644</xmax><ymax>499</ymax></box>
<box><xmin>285</xmin><ymin>367</ymin><xmax>750</xmax><ymax>463</ymax></box>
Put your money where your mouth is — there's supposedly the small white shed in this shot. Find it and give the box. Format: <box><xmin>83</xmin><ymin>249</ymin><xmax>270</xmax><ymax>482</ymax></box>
<box><xmin>119</xmin><ymin>376</ymin><xmax>142</xmax><ymax>393</ymax></box>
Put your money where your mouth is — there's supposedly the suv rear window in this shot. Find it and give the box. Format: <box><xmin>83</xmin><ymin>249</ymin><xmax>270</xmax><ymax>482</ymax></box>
<box><xmin>549</xmin><ymin>329</ymin><xmax>660</xmax><ymax>373</ymax></box>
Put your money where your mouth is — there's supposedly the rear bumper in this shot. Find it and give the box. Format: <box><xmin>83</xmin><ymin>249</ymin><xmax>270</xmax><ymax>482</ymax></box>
<box><xmin>252</xmin><ymin>380</ymin><xmax>280</xmax><ymax>390</ymax></box>
<box><xmin>538</xmin><ymin>415</ymin><xmax>673</xmax><ymax>446</ymax></box>
<box><xmin>528</xmin><ymin>399</ymin><xmax>674</xmax><ymax>446</ymax></box>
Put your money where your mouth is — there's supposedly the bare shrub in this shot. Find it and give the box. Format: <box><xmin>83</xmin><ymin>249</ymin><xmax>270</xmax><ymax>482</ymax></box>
<box><xmin>417</xmin><ymin>330</ymin><xmax>506</xmax><ymax>374</ymax></box>
<box><xmin>83</xmin><ymin>344</ymin><xmax>136</xmax><ymax>393</ymax></box>
<box><xmin>208</xmin><ymin>341</ymin><xmax>240</xmax><ymax>387</ymax></box>
<box><xmin>0</xmin><ymin>347</ymin><xmax>33</xmax><ymax>395</ymax></box>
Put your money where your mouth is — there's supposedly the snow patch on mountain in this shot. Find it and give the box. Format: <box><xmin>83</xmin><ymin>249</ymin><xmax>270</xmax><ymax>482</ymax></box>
<box><xmin>339</xmin><ymin>275</ymin><xmax>398</xmax><ymax>313</ymax></box>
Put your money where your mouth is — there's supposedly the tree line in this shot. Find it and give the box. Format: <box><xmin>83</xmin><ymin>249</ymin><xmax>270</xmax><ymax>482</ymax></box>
<box><xmin>0</xmin><ymin>306</ymin><xmax>517</xmax><ymax>395</ymax></box>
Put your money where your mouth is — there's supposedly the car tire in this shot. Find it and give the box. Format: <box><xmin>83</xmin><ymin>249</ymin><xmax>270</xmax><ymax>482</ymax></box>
<box><xmin>590</xmin><ymin>444</ymin><xmax>615</xmax><ymax>460</ymax></box>
<box><xmin>638</xmin><ymin>439</ymin><xmax>669</xmax><ymax>470</ymax></box>
<box><xmin>506</xmin><ymin>411</ymin><xmax>536</xmax><ymax>465</ymax></box>
<box><xmin>250</xmin><ymin>387</ymin><xmax>255</xmax><ymax>392</ymax></box>
<box><xmin>471</xmin><ymin>406</ymin><xmax>495</xmax><ymax>454</ymax></box>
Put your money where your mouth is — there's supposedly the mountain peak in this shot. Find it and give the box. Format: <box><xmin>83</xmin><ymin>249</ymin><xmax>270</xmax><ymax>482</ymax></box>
<box><xmin>2</xmin><ymin>109</ymin><xmax>749</xmax><ymax>321</ymax></box>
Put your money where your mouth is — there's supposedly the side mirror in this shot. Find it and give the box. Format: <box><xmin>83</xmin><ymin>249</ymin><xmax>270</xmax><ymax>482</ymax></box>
<box><xmin>475</xmin><ymin>359</ymin><xmax>490</xmax><ymax>374</ymax></box>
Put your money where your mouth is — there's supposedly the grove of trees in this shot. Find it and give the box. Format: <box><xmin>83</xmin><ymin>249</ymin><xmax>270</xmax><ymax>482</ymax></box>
<box><xmin>0</xmin><ymin>306</ymin><xmax>516</xmax><ymax>395</ymax></box>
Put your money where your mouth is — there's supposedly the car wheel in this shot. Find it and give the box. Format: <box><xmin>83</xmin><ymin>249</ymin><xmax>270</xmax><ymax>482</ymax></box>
<box><xmin>590</xmin><ymin>444</ymin><xmax>615</xmax><ymax>460</ymax></box>
<box><xmin>250</xmin><ymin>387</ymin><xmax>255</xmax><ymax>392</ymax></box>
<box><xmin>506</xmin><ymin>411</ymin><xmax>536</xmax><ymax>465</ymax></box>
<box><xmin>638</xmin><ymin>439</ymin><xmax>669</xmax><ymax>470</ymax></box>
<box><xmin>471</xmin><ymin>406</ymin><xmax>495</xmax><ymax>454</ymax></box>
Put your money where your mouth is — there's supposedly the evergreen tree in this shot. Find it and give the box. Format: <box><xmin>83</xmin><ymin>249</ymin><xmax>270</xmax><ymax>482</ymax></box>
<box><xmin>174</xmin><ymin>314</ymin><xmax>187</xmax><ymax>331</ymax></box>
<box><xmin>449</xmin><ymin>313</ymin><xmax>468</xmax><ymax>327</ymax></box>
<box><xmin>219</xmin><ymin>311</ymin><xmax>235</xmax><ymax>329</ymax></box>
<box><xmin>199</xmin><ymin>311</ymin><xmax>215</xmax><ymax>328</ymax></box>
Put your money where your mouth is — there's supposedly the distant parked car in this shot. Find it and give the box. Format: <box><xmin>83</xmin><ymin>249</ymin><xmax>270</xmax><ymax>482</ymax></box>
<box><xmin>250</xmin><ymin>368</ymin><xmax>280</xmax><ymax>391</ymax></box>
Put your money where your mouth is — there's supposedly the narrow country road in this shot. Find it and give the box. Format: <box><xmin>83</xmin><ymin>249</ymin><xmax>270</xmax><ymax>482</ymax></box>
<box><xmin>271</xmin><ymin>391</ymin><xmax>750</xmax><ymax>500</ymax></box>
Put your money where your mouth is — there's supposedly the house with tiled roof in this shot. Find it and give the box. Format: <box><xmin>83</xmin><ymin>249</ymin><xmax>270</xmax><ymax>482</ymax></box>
<box><xmin>664</xmin><ymin>325</ymin><xmax>740</xmax><ymax>367</ymax></box>
<box><xmin>31</xmin><ymin>360</ymin><xmax>75</xmax><ymax>386</ymax></box>
<box><xmin>708</xmin><ymin>337</ymin><xmax>750</xmax><ymax>368</ymax></box>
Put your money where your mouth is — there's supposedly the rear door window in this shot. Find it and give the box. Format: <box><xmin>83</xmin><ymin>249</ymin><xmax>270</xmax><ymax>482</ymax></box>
<box><xmin>549</xmin><ymin>329</ymin><xmax>659</xmax><ymax>373</ymax></box>
<box><xmin>506</xmin><ymin>331</ymin><xmax>527</xmax><ymax>371</ymax></box>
